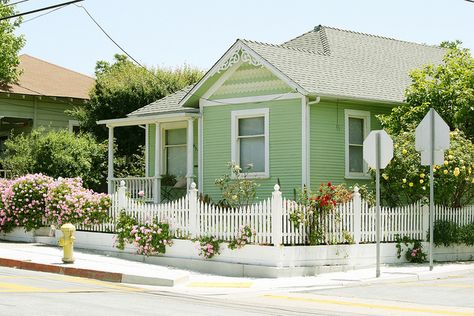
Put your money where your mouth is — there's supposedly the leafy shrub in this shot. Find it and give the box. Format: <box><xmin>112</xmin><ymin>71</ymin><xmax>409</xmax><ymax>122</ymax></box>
<box><xmin>395</xmin><ymin>235</ymin><xmax>427</xmax><ymax>263</ymax></box>
<box><xmin>0</xmin><ymin>174</ymin><xmax>111</xmax><ymax>233</ymax></box>
<box><xmin>228</xmin><ymin>225</ymin><xmax>255</xmax><ymax>250</ymax></box>
<box><xmin>1</xmin><ymin>174</ymin><xmax>53</xmax><ymax>232</ymax></box>
<box><xmin>45</xmin><ymin>177</ymin><xmax>111</xmax><ymax>226</ymax></box>
<box><xmin>115</xmin><ymin>212</ymin><xmax>172</xmax><ymax>256</ymax></box>
<box><xmin>215</xmin><ymin>162</ymin><xmax>259</xmax><ymax>208</ymax></box>
<box><xmin>1</xmin><ymin>129</ymin><xmax>107</xmax><ymax>192</ymax></box>
<box><xmin>432</xmin><ymin>220</ymin><xmax>459</xmax><ymax>247</ymax></box>
<box><xmin>458</xmin><ymin>223</ymin><xmax>474</xmax><ymax>246</ymax></box>
<box><xmin>195</xmin><ymin>236</ymin><xmax>221</xmax><ymax>259</ymax></box>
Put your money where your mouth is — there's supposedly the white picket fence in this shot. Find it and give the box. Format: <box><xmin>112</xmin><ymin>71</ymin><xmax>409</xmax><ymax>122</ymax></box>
<box><xmin>81</xmin><ymin>182</ymin><xmax>474</xmax><ymax>246</ymax></box>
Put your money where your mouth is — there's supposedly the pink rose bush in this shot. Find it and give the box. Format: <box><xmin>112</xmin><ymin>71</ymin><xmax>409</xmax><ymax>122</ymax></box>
<box><xmin>115</xmin><ymin>212</ymin><xmax>172</xmax><ymax>256</ymax></box>
<box><xmin>0</xmin><ymin>174</ymin><xmax>111</xmax><ymax>233</ymax></box>
<box><xmin>228</xmin><ymin>225</ymin><xmax>256</xmax><ymax>250</ymax></box>
<box><xmin>195</xmin><ymin>236</ymin><xmax>221</xmax><ymax>259</ymax></box>
<box><xmin>45</xmin><ymin>177</ymin><xmax>111</xmax><ymax>226</ymax></box>
<box><xmin>1</xmin><ymin>174</ymin><xmax>52</xmax><ymax>232</ymax></box>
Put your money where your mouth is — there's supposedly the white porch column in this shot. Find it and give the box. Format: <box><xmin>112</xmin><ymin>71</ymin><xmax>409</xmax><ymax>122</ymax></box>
<box><xmin>186</xmin><ymin>118</ymin><xmax>194</xmax><ymax>189</ymax></box>
<box><xmin>153</xmin><ymin>123</ymin><xmax>161</xmax><ymax>203</ymax></box>
<box><xmin>301</xmin><ymin>96</ymin><xmax>310</xmax><ymax>188</ymax></box>
<box><xmin>107</xmin><ymin>126</ymin><xmax>114</xmax><ymax>194</ymax></box>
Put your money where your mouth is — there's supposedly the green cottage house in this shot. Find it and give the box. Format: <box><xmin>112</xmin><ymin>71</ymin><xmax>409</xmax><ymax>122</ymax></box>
<box><xmin>99</xmin><ymin>25</ymin><xmax>444</xmax><ymax>202</ymax></box>
<box><xmin>0</xmin><ymin>54</ymin><xmax>94</xmax><ymax>150</ymax></box>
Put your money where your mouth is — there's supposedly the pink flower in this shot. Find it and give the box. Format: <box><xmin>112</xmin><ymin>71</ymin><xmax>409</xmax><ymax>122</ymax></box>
<box><xmin>138</xmin><ymin>190</ymin><xmax>145</xmax><ymax>197</ymax></box>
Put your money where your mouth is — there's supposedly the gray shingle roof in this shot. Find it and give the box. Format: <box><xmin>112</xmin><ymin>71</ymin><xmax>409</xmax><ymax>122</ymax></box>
<box><xmin>128</xmin><ymin>85</ymin><xmax>197</xmax><ymax>116</ymax></box>
<box><xmin>243</xmin><ymin>25</ymin><xmax>445</xmax><ymax>103</ymax></box>
<box><xmin>131</xmin><ymin>25</ymin><xmax>446</xmax><ymax>116</ymax></box>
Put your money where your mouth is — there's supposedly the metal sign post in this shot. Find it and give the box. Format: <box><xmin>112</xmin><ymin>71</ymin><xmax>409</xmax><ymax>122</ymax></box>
<box><xmin>363</xmin><ymin>130</ymin><xmax>393</xmax><ymax>278</ymax></box>
<box><xmin>415</xmin><ymin>108</ymin><xmax>450</xmax><ymax>271</ymax></box>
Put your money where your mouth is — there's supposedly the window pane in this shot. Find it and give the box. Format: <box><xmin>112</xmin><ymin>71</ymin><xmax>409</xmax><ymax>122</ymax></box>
<box><xmin>166</xmin><ymin>146</ymin><xmax>186</xmax><ymax>176</ymax></box>
<box><xmin>349</xmin><ymin>146</ymin><xmax>363</xmax><ymax>173</ymax></box>
<box><xmin>239</xmin><ymin>117</ymin><xmax>264</xmax><ymax>136</ymax></box>
<box><xmin>349</xmin><ymin>118</ymin><xmax>364</xmax><ymax>144</ymax></box>
<box><xmin>240</xmin><ymin>137</ymin><xmax>265</xmax><ymax>172</ymax></box>
<box><xmin>166</xmin><ymin>128</ymin><xmax>186</xmax><ymax>145</ymax></box>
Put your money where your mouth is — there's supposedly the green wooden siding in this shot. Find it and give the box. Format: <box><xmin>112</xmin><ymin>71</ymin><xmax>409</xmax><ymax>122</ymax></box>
<box><xmin>309</xmin><ymin>99</ymin><xmax>393</xmax><ymax>188</ymax></box>
<box><xmin>210</xmin><ymin>63</ymin><xmax>293</xmax><ymax>100</ymax></box>
<box><xmin>0</xmin><ymin>95</ymin><xmax>76</xmax><ymax>136</ymax></box>
<box><xmin>202</xmin><ymin>98</ymin><xmax>302</xmax><ymax>200</ymax></box>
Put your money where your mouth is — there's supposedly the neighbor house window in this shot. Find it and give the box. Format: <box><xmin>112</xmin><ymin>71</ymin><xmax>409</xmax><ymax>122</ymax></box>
<box><xmin>164</xmin><ymin>128</ymin><xmax>187</xmax><ymax>177</ymax></box>
<box><xmin>345</xmin><ymin>109</ymin><xmax>370</xmax><ymax>178</ymax></box>
<box><xmin>68</xmin><ymin>120</ymin><xmax>81</xmax><ymax>134</ymax></box>
<box><xmin>231</xmin><ymin>108</ymin><xmax>269</xmax><ymax>178</ymax></box>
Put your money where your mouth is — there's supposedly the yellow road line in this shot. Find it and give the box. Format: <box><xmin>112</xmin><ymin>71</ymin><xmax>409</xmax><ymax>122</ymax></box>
<box><xmin>55</xmin><ymin>275</ymin><xmax>143</xmax><ymax>292</ymax></box>
<box><xmin>0</xmin><ymin>281</ymin><xmax>47</xmax><ymax>292</ymax></box>
<box><xmin>263</xmin><ymin>294</ymin><xmax>474</xmax><ymax>316</ymax></box>
<box><xmin>188</xmin><ymin>282</ymin><xmax>253</xmax><ymax>288</ymax></box>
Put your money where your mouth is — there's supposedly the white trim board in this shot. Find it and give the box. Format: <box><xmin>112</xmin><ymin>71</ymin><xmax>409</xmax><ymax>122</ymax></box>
<box><xmin>200</xmin><ymin>93</ymin><xmax>301</xmax><ymax>107</ymax></box>
<box><xmin>344</xmin><ymin>109</ymin><xmax>371</xmax><ymax>179</ymax></box>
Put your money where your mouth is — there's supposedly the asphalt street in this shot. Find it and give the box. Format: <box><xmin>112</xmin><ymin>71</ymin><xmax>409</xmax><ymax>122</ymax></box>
<box><xmin>1</xmin><ymin>266</ymin><xmax>474</xmax><ymax>316</ymax></box>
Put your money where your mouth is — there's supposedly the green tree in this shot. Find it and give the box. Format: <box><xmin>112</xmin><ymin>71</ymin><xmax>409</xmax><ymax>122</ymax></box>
<box><xmin>0</xmin><ymin>129</ymin><xmax>108</xmax><ymax>192</ymax></box>
<box><xmin>0</xmin><ymin>1</ymin><xmax>25</xmax><ymax>84</ymax></box>
<box><xmin>71</xmin><ymin>54</ymin><xmax>203</xmax><ymax>162</ymax></box>
<box><xmin>379</xmin><ymin>42</ymin><xmax>474</xmax><ymax>141</ymax></box>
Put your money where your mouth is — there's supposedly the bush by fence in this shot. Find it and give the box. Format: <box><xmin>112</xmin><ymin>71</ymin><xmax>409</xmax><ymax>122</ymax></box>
<box><xmin>0</xmin><ymin>174</ymin><xmax>111</xmax><ymax>233</ymax></box>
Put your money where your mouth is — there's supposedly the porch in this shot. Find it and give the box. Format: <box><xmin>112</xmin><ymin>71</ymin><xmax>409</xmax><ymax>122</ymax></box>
<box><xmin>98</xmin><ymin>110</ymin><xmax>200</xmax><ymax>203</ymax></box>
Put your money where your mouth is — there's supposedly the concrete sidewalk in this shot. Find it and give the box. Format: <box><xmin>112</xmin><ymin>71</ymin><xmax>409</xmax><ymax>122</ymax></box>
<box><xmin>1</xmin><ymin>241</ymin><xmax>473</xmax><ymax>292</ymax></box>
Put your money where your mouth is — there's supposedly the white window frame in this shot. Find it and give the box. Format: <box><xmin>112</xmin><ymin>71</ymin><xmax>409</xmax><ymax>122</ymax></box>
<box><xmin>161</xmin><ymin>121</ymin><xmax>187</xmax><ymax>176</ymax></box>
<box><xmin>68</xmin><ymin>120</ymin><xmax>80</xmax><ymax>133</ymax></box>
<box><xmin>231</xmin><ymin>108</ymin><xmax>270</xmax><ymax>179</ymax></box>
<box><xmin>345</xmin><ymin>109</ymin><xmax>371</xmax><ymax>179</ymax></box>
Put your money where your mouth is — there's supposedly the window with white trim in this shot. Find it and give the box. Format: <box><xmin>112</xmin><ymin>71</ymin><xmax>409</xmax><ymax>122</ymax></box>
<box><xmin>345</xmin><ymin>110</ymin><xmax>370</xmax><ymax>178</ymax></box>
<box><xmin>164</xmin><ymin>128</ymin><xmax>187</xmax><ymax>176</ymax></box>
<box><xmin>231</xmin><ymin>108</ymin><xmax>269</xmax><ymax>177</ymax></box>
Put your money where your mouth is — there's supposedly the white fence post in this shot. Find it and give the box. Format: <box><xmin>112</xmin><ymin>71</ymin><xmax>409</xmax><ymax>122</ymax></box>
<box><xmin>188</xmin><ymin>182</ymin><xmax>199</xmax><ymax>238</ymax></box>
<box><xmin>117</xmin><ymin>180</ymin><xmax>127</xmax><ymax>211</ymax></box>
<box><xmin>272</xmin><ymin>184</ymin><xmax>283</xmax><ymax>246</ymax></box>
<box><xmin>353</xmin><ymin>186</ymin><xmax>361</xmax><ymax>244</ymax></box>
<box><xmin>422</xmin><ymin>203</ymin><xmax>430</xmax><ymax>241</ymax></box>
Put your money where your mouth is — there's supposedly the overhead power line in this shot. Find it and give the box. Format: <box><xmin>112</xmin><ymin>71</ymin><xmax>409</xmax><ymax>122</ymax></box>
<box><xmin>0</xmin><ymin>0</ymin><xmax>83</xmax><ymax>21</ymax></box>
<box><xmin>23</xmin><ymin>4</ymin><xmax>69</xmax><ymax>23</ymax></box>
<box><xmin>5</xmin><ymin>0</ymin><xmax>30</xmax><ymax>7</ymax></box>
<box><xmin>74</xmin><ymin>4</ymin><xmax>145</xmax><ymax>68</ymax></box>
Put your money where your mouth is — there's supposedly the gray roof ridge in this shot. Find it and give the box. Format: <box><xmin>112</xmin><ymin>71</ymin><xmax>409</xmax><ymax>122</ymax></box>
<box><xmin>240</xmin><ymin>38</ymin><xmax>323</xmax><ymax>55</ymax></box>
<box><xmin>320</xmin><ymin>25</ymin><xmax>444</xmax><ymax>50</ymax></box>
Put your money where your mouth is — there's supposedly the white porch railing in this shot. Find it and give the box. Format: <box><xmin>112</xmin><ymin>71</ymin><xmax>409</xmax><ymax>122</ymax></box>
<box><xmin>0</xmin><ymin>169</ymin><xmax>12</xmax><ymax>179</ymax></box>
<box><xmin>87</xmin><ymin>182</ymin><xmax>474</xmax><ymax>246</ymax></box>
<box><xmin>109</xmin><ymin>177</ymin><xmax>157</xmax><ymax>202</ymax></box>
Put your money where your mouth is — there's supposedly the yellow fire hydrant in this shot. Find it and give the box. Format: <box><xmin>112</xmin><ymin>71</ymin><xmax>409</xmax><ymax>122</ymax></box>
<box><xmin>58</xmin><ymin>223</ymin><xmax>76</xmax><ymax>263</ymax></box>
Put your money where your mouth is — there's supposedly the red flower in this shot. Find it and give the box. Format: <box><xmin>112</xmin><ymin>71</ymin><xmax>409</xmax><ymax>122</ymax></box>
<box><xmin>327</xmin><ymin>182</ymin><xmax>332</xmax><ymax>187</ymax></box>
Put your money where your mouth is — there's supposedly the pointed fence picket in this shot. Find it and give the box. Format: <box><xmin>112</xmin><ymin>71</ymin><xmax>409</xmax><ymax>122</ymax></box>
<box><xmin>78</xmin><ymin>182</ymin><xmax>474</xmax><ymax>247</ymax></box>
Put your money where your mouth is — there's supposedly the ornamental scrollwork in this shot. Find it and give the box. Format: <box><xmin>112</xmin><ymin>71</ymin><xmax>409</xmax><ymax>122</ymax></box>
<box><xmin>217</xmin><ymin>48</ymin><xmax>262</xmax><ymax>73</ymax></box>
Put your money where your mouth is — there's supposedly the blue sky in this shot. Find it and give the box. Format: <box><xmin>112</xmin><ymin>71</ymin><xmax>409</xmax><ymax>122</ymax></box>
<box><xmin>14</xmin><ymin>0</ymin><xmax>474</xmax><ymax>77</ymax></box>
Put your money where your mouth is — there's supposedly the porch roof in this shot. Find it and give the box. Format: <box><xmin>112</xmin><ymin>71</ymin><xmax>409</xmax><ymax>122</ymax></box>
<box><xmin>127</xmin><ymin>86</ymin><xmax>195</xmax><ymax>117</ymax></box>
<box><xmin>97</xmin><ymin>111</ymin><xmax>199</xmax><ymax>127</ymax></box>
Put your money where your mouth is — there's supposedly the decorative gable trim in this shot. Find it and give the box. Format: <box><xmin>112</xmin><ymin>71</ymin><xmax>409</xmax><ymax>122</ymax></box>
<box><xmin>179</xmin><ymin>40</ymin><xmax>308</xmax><ymax>107</ymax></box>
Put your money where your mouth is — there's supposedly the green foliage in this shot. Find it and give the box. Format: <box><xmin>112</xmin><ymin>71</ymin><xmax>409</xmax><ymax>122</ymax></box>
<box><xmin>194</xmin><ymin>235</ymin><xmax>221</xmax><ymax>259</ymax></box>
<box><xmin>214</xmin><ymin>162</ymin><xmax>260</xmax><ymax>208</ymax></box>
<box><xmin>115</xmin><ymin>212</ymin><xmax>173</xmax><ymax>256</ymax></box>
<box><xmin>0</xmin><ymin>1</ymin><xmax>25</xmax><ymax>84</ymax></box>
<box><xmin>376</xmin><ymin>130</ymin><xmax>474</xmax><ymax>207</ymax></box>
<box><xmin>70</xmin><ymin>54</ymin><xmax>203</xmax><ymax>163</ymax></box>
<box><xmin>0</xmin><ymin>129</ymin><xmax>108</xmax><ymax>192</ymax></box>
<box><xmin>395</xmin><ymin>235</ymin><xmax>427</xmax><ymax>263</ymax></box>
<box><xmin>379</xmin><ymin>42</ymin><xmax>474</xmax><ymax>142</ymax></box>
<box><xmin>432</xmin><ymin>220</ymin><xmax>474</xmax><ymax>247</ymax></box>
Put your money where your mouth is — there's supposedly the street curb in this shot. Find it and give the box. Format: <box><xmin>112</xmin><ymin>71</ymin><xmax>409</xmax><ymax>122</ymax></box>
<box><xmin>0</xmin><ymin>257</ymin><xmax>122</xmax><ymax>282</ymax></box>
